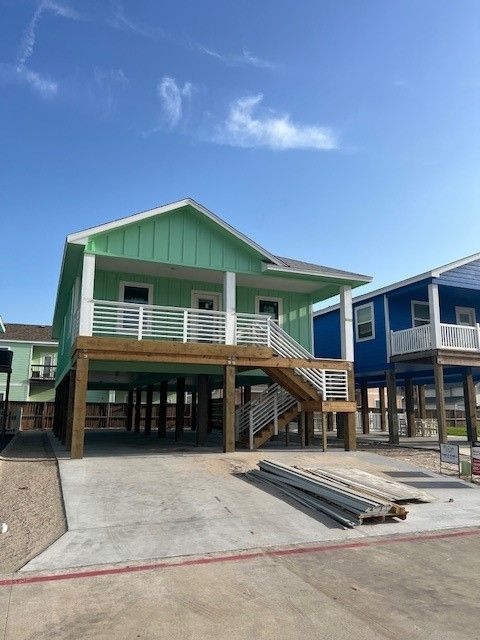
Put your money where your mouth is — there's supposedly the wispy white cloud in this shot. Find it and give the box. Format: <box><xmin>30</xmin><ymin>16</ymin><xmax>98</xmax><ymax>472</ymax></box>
<box><xmin>93</xmin><ymin>67</ymin><xmax>128</xmax><ymax>115</ymax></box>
<box><xmin>213</xmin><ymin>94</ymin><xmax>337</xmax><ymax>151</ymax></box>
<box><xmin>109</xmin><ymin>0</ymin><xmax>157</xmax><ymax>38</ymax></box>
<box><xmin>197</xmin><ymin>44</ymin><xmax>275</xmax><ymax>69</ymax></box>
<box><xmin>157</xmin><ymin>76</ymin><xmax>195</xmax><ymax>128</ymax></box>
<box><xmin>12</xmin><ymin>0</ymin><xmax>80</xmax><ymax>97</ymax></box>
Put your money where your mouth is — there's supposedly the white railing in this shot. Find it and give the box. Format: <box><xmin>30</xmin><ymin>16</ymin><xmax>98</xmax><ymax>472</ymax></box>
<box><xmin>440</xmin><ymin>323</ymin><xmax>480</xmax><ymax>350</ymax></box>
<box><xmin>391</xmin><ymin>322</ymin><xmax>480</xmax><ymax>356</ymax></box>
<box><xmin>390</xmin><ymin>324</ymin><xmax>432</xmax><ymax>356</ymax></box>
<box><xmin>86</xmin><ymin>299</ymin><xmax>349</xmax><ymax>401</ymax></box>
<box><xmin>235</xmin><ymin>383</ymin><xmax>298</xmax><ymax>449</ymax></box>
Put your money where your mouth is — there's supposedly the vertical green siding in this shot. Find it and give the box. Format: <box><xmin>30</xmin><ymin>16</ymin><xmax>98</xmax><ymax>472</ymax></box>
<box><xmin>0</xmin><ymin>342</ymin><xmax>31</xmax><ymax>401</ymax></box>
<box><xmin>86</xmin><ymin>206</ymin><xmax>264</xmax><ymax>274</ymax></box>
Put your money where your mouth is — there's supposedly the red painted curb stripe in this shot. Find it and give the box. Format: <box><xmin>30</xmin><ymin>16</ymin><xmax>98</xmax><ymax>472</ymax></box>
<box><xmin>1</xmin><ymin>527</ymin><xmax>479</xmax><ymax>588</ymax></box>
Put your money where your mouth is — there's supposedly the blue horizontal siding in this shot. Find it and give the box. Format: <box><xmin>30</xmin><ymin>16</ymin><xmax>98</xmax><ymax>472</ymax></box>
<box><xmin>440</xmin><ymin>258</ymin><xmax>480</xmax><ymax>287</ymax></box>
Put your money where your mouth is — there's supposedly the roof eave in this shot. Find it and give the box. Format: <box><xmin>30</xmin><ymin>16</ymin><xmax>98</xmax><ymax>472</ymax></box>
<box><xmin>262</xmin><ymin>263</ymin><xmax>372</xmax><ymax>283</ymax></box>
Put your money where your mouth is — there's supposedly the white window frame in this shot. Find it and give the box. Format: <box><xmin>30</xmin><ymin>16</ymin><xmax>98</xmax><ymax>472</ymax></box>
<box><xmin>191</xmin><ymin>290</ymin><xmax>222</xmax><ymax>311</ymax></box>
<box><xmin>119</xmin><ymin>281</ymin><xmax>154</xmax><ymax>306</ymax></box>
<box><xmin>411</xmin><ymin>300</ymin><xmax>430</xmax><ymax>328</ymax></box>
<box><xmin>354</xmin><ymin>302</ymin><xmax>375</xmax><ymax>342</ymax></box>
<box><xmin>255</xmin><ymin>296</ymin><xmax>284</xmax><ymax>326</ymax></box>
<box><xmin>455</xmin><ymin>306</ymin><xmax>476</xmax><ymax>326</ymax></box>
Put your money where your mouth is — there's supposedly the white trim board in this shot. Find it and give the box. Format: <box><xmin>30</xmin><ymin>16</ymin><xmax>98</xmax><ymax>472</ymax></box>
<box><xmin>255</xmin><ymin>296</ymin><xmax>284</xmax><ymax>326</ymax></box>
<box><xmin>119</xmin><ymin>281</ymin><xmax>154</xmax><ymax>305</ymax></box>
<box><xmin>0</xmin><ymin>339</ymin><xmax>58</xmax><ymax>346</ymax></box>
<box><xmin>354</xmin><ymin>302</ymin><xmax>375</xmax><ymax>342</ymax></box>
<box><xmin>262</xmin><ymin>263</ymin><xmax>371</xmax><ymax>283</ymax></box>
<box><xmin>191</xmin><ymin>290</ymin><xmax>222</xmax><ymax>311</ymax></box>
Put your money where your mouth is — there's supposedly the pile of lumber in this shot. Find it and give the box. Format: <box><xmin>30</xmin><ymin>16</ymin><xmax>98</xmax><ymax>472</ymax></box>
<box><xmin>247</xmin><ymin>460</ymin><xmax>410</xmax><ymax>529</ymax></box>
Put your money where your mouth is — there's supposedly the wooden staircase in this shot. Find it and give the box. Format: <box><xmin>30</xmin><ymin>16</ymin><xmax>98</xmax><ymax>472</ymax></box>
<box><xmin>262</xmin><ymin>367</ymin><xmax>322</xmax><ymax>404</ymax></box>
<box><xmin>237</xmin><ymin>403</ymin><xmax>300</xmax><ymax>449</ymax></box>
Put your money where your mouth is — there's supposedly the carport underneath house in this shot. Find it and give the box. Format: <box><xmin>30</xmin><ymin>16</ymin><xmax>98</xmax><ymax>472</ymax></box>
<box><xmin>50</xmin><ymin>198</ymin><xmax>371</xmax><ymax>458</ymax></box>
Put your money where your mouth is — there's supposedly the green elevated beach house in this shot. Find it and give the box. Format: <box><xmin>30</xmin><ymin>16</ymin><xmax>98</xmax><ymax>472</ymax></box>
<box><xmin>52</xmin><ymin>199</ymin><xmax>371</xmax><ymax>458</ymax></box>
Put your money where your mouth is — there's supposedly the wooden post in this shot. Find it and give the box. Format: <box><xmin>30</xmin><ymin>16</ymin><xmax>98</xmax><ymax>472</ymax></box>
<box><xmin>175</xmin><ymin>377</ymin><xmax>185</xmax><ymax>442</ymax></box>
<box><xmin>298</xmin><ymin>412</ymin><xmax>306</xmax><ymax>448</ymax></box>
<box><xmin>322</xmin><ymin>413</ymin><xmax>328</xmax><ymax>452</ymax></box>
<box><xmin>144</xmin><ymin>384</ymin><xmax>153</xmax><ymax>436</ymax></box>
<box><xmin>405</xmin><ymin>377</ymin><xmax>415</xmax><ymax>437</ymax></box>
<box><xmin>60</xmin><ymin>375</ymin><xmax>70</xmax><ymax>445</ymax></box>
<box><xmin>134</xmin><ymin>388</ymin><xmax>141</xmax><ymax>433</ymax></box>
<box><xmin>360</xmin><ymin>382</ymin><xmax>369</xmax><ymax>434</ymax></box>
<box><xmin>463</xmin><ymin>368</ymin><xmax>478</xmax><ymax>442</ymax></box>
<box><xmin>379</xmin><ymin>387</ymin><xmax>387</xmax><ymax>431</ymax></box>
<box><xmin>417</xmin><ymin>385</ymin><xmax>427</xmax><ymax>419</ymax></box>
<box><xmin>386</xmin><ymin>369</ymin><xmax>399</xmax><ymax>445</ymax></box>
<box><xmin>70</xmin><ymin>356</ymin><xmax>88</xmax><ymax>459</ymax></box>
<box><xmin>305</xmin><ymin>411</ymin><xmax>314</xmax><ymax>446</ymax></box>
<box><xmin>158</xmin><ymin>381</ymin><xmax>167</xmax><ymax>438</ymax></box>
<box><xmin>243</xmin><ymin>385</ymin><xmax>251</xmax><ymax>405</ymax></box>
<box><xmin>343</xmin><ymin>368</ymin><xmax>356</xmax><ymax>451</ymax></box>
<box><xmin>191</xmin><ymin>391</ymin><xmax>197</xmax><ymax>430</ymax></box>
<box><xmin>327</xmin><ymin>412</ymin><xmax>334</xmax><ymax>431</ymax></box>
<box><xmin>207</xmin><ymin>390</ymin><xmax>213</xmax><ymax>433</ymax></box>
<box><xmin>434</xmin><ymin>361</ymin><xmax>447</xmax><ymax>444</ymax></box>
<box><xmin>126</xmin><ymin>390</ymin><xmax>133</xmax><ymax>431</ymax></box>
<box><xmin>223</xmin><ymin>365</ymin><xmax>236</xmax><ymax>453</ymax></box>
<box><xmin>197</xmin><ymin>375</ymin><xmax>209</xmax><ymax>446</ymax></box>
<box><xmin>65</xmin><ymin>370</ymin><xmax>76</xmax><ymax>450</ymax></box>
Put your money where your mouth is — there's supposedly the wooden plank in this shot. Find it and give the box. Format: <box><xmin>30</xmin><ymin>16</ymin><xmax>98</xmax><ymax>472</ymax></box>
<box><xmin>175</xmin><ymin>377</ymin><xmax>185</xmax><ymax>442</ymax></box>
<box><xmin>405</xmin><ymin>377</ymin><xmax>415</xmax><ymax>438</ymax></box>
<box><xmin>386</xmin><ymin>369</ymin><xmax>399</xmax><ymax>445</ymax></box>
<box><xmin>65</xmin><ymin>370</ymin><xmax>75</xmax><ymax>450</ymax></box>
<box><xmin>243</xmin><ymin>385</ymin><xmax>251</xmax><ymax>405</ymax></box>
<box><xmin>417</xmin><ymin>385</ymin><xmax>427</xmax><ymax>419</ymax></box>
<box><xmin>196</xmin><ymin>375</ymin><xmax>208</xmax><ymax>446</ymax></box>
<box><xmin>305</xmin><ymin>412</ymin><xmax>314</xmax><ymax>447</ymax></box>
<box><xmin>300</xmin><ymin>400</ymin><xmax>324</xmax><ymax>412</ymax></box>
<box><xmin>158</xmin><ymin>380</ymin><xmax>167</xmax><ymax>438</ymax></box>
<box><xmin>322</xmin><ymin>400</ymin><xmax>356</xmax><ymax>413</ymax></box>
<box><xmin>70</xmin><ymin>356</ymin><xmax>88</xmax><ymax>459</ymax></box>
<box><xmin>379</xmin><ymin>387</ymin><xmax>387</xmax><ymax>431</ymax></box>
<box><xmin>144</xmin><ymin>384</ymin><xmax>153</xmax><ymax>436</ymax></box>
<box><xmin>434</xmin><ymin>361</ymin><xmax>447</xmax><ymax>444</ymax></box>
<box><xmin>264</xmin><ymin>367</ymin><xmax>319</xmax><ymax>401</ymax></box>
<box><xmin>190</xmin><ymin>391</ymin><xmax>197</xmax><ymax>431</ymax></box>
<box><xmin>223</xmin><ymin>365</ymin><xmax>236</xmax><ymax>453</ymax></box>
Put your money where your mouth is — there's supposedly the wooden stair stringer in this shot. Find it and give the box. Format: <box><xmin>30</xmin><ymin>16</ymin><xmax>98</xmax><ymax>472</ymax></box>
<box><xmin>263</xmin><ymin>367</ymin><xmax>319</xmax><ymax>401</ymax></box>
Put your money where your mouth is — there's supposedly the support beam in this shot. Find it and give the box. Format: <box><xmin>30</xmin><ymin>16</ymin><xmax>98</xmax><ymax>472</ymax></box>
<box><xmin>243</xmin><ymin>385</ymin><xmax>251</xmax><ymax>405</ymax></box>
<box><xmin>197</xmin><ymin>375</ymin><xmax>209</xmax><ymax>446</ymax></box>
<box><xmin>223</xmin><ymin>365</ymin><xmax>236</xmax><ymax>452</ymax></box>
<box><xmin>298</xmin><ymin>412</ymin><xmax>306</xmax><ymax>448</ymax></box>
<box><xmin>78</xmin><ymin>253</ymin><xmax>95</xmax><ymax>337</ymax></box>
<box><xmin>223</xmin><ymin>271</ymin><xmax>236</xmax><ymax>345</ymax></box>
<box><xmin>339</xmin><ymin>285</ymin><xmax>354</xmax><ymax>362</ymax></box>
<box><xmin>126</xmin><ymin>390</ymin><xmax>134</xmax><ymax>431</ymax></box>
<box><xmin>434</xmin><ymin>361</ymin><xmax>447</xmax><ymax>444</ymax></box>
<box><xmin>343</xmin><ymin>370</ymin><xmax>357</xmax><ymax>451</ymax></box>
<box><xmin>305</xmin><ymin>411</ymin><xmax>315</xmax><ymax>446</ymax></box>
<box><xmin>158</xmin><ymin>381</ymin><xmax>167</xmax><ymax>438</ymax></box>
<box><xmin>386</xmin><ymin>369</ymin><xmax>399</xmax><ymax>445</ymax></box>
<box><xmin>360</xmin><ymin>382</ymin><xmax>369</xmax><ymax>434</ymax></box>
<box><xmin>175</xmin><ymin>377</ymin><xmax>185</xmax><ymax>442</ymax></box>
<box><xmin>405</xmin><ymin>377</ymin><xmax>415</xmax><ymax>438</ymax></box>
<box><xmin>144</xmin><ymin>384</ymin><xmax>153</xmax><ymax>436</ymax></box>
<box><xmin>379</xmin><ymin>387</ymin><xmax>387</xmax><ymax>432</ymax></box>
<box><xmin>70</xmin><ymin>356</ymin><xmax>88</xmax><ymax>459</ymax></box>
<box><xmin>134</xmin><ymin>388</ymin><xmax>141</xmax><ymax>433</ymax></box>
<box><xmin>417</xmin><ymin>385</ymin><xmax>427</xmax><ymax>419</ymax></box>
<box><xmin>190</xmin><ymin>391</ymin><xmax>197</xmax><ymax>431</ymax></box>
<box><xmin>428</xmin><ymin>283</ymin><xmax>442</xmax><ymax>349</ymax></box>
<box><xmin>463</xmin><ymin>368</ymin><xmax>478</xmax><ymax>443</ymax></box>
<box><xmin>65</xmin><ymin>370</ymin><xmax>75</xmax><ymax>450</ymax></box>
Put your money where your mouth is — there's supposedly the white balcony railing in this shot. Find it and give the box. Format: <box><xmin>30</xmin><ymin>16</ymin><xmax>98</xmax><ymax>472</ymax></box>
<box><xmin>76</xmin><ymin>299</ymin><xmax>349</xmax><ymax>401</ymax></box>
<box><xmin>391</xmin><ymin>322</ymin><xmax>480</xmax><ymax>356</ymax></box>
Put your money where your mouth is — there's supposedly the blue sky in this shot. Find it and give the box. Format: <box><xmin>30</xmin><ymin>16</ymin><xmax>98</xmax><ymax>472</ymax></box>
<box><xmin>1</xmin><ymin>0</ymin><xmax>480</xmax><ymax>323</ymax></box>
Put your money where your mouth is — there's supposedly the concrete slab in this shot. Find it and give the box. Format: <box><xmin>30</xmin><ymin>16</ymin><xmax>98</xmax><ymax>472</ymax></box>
<box><xmin>22</xmin><ymin>431</ymin><xmax>480</xmax><ymax>572</ymax></box>
<box><xmin>5</xmin><ymin>531</ymin><xmax>480</xmax><ymax>639</ymax></box>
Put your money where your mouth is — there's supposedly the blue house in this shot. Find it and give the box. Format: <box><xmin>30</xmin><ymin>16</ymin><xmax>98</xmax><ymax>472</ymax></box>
<box><xmin>314</xmin><ymin>253</ymin><xmax>480</xmax><ymax>444</ymax></box>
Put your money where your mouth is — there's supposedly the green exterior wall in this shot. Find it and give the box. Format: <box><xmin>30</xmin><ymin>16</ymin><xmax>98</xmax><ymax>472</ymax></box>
<box><xmin>86</xmin><ymin>206</ymin><xmax>265</xmax><ymax>275</ymax></box>
<box><xmin>0</xmin><ymin>341</ymin><xmax>57</xmax><ymax>402</ymax></box>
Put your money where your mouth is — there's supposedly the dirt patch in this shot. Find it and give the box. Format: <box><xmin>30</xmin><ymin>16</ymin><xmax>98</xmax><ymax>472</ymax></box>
<box><xmin>0</xmin><ymin>432</ymin><xmax>67</xmax><ymax>573</ymax></box>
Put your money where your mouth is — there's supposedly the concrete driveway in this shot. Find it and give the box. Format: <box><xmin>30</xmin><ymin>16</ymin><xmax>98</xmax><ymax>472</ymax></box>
<box><xmin>22</xmin><ymin>430</ymin><xmax>480</xmax><ymax>572</ymax></box>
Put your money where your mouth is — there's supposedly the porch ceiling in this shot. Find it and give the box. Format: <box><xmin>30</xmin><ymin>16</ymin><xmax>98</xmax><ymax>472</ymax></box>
<box><xmin>95</xmin><ymin>254</ymin><xmax>349</xmax><ymax>298</ymax></box>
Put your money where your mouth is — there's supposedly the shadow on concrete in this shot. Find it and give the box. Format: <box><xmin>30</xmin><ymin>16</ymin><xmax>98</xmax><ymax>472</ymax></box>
<box><xmin>383</xmin><ymin>471</ymin><xmax>432</xmax><ymax>478</ymax></box>
<box><xmin>402</xmin><ymin>480</ymin><xmax>473</xmax><ymax>490</ymax></box>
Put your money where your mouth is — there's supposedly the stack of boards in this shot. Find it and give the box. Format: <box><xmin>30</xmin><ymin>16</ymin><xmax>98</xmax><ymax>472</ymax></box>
<box><xmin>247</xmin><ymin>460</ymin><xmax>434</xmax><ymax>529</ymax></box>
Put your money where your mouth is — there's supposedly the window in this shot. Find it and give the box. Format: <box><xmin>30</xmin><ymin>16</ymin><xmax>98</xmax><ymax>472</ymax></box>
<box><xmin>355</xmin><ymin>303</ymin><xmax>375</xmax><ymax>341</ymax></box>
<box><xmin>255</xmin><ymin>297</ymin><xmax>283</xmax><ymax>324</ymax></box>
<box><xmin>456</xmin><ymin>306</ymin><xmax>476</xmax><ymax>326</ymax></box>
<box><xmin>411</xmin><ymin>301</ymin><xmax>430</xmax><ymax>327</ymax></box>
<box><xmin>121</xmin><ymin>284</ymin><xmax>152</xmax><ymax>305</ymax></box>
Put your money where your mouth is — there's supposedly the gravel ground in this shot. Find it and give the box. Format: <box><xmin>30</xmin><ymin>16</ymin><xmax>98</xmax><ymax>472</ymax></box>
<box><xmin>357</xmin><ymin>442</ymin><xmax>442</xmax><ymax>473</ymax></box>
<box><xmin>0</xmin><ymin>432</ymin><xmax>66</xmax><ymax>573</ymax></box>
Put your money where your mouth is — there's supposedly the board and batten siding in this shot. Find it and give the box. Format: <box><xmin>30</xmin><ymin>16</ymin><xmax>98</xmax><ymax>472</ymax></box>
<box><xmin>86</xmin><ymin>206</ymin><xmax>265</xmax><ymax>275</ymax></box>
<box><xmin>94</xmin><ymin>270</ymin><xmax>312</xmax><ymax>350</ymax></box>
<box><xmin>0</xmin><ymin>342</ymin><xmax>31</xmax><ymax>401</ymax></box>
